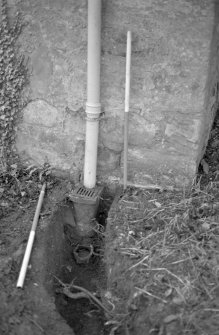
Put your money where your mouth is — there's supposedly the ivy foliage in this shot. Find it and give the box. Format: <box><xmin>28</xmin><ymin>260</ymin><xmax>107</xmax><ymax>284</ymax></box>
<box><xmin>0</xmin><ymin>0</ymin><xmax>28</xmax><ymax>171</ymax></box>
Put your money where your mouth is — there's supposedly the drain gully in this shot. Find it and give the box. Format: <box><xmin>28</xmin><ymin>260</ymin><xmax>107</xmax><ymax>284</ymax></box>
<box><xmin>73</xmin><ymin>244</ymin><xmax>94</xmax><ymax>264</ymax></box>
<box><xmin>68</xmin><ymin>185</ymin><xmax>104</xmax><ymax>237</ymax></box>
<box><xmin>69</xmin><ymin>185</ymin><xmax>103</xmax><ymax>205</ymax></box>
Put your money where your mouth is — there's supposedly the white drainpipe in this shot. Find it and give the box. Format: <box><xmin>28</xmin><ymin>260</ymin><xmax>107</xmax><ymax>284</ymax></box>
<box><xmin>83</xmin><ymin>0</ymin><xmax>102</xmax><ymax>189</ymax></box>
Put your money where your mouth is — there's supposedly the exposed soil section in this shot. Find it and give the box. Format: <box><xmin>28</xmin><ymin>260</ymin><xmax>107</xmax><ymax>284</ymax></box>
<box><xmin>0</xmin><ymin>172</ymin><xmax>116</xmax><ymax>335</ymax></box>
<box><xmin>44</xmin><ymin>200</ymin><xmax>108</xmax><ymax>335</ymax></box>
<box><xmin>0</xmin><ymin>179</ymin><xmax>75</xmax><ymax>335</ymax></box>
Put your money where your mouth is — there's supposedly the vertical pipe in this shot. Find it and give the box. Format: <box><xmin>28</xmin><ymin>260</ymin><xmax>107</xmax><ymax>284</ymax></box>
<box><xmin>87</xmin><ymin>0</ymin><xmax>101</xmax><ymax>104</ymax></box>
<box><xmin>83</xmin><ymin>0</ymin><xmax>102</xmax><ymax>189</ymax></box>
<box><xmin>124</xmin><ymin>31</ymin><xmax>132</xmax><ymax>190</ymax></box>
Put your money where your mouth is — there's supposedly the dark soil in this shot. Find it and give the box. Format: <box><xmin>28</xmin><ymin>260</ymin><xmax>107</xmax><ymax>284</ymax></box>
<box><xmin>46</xmin><ymin>200</ymin><xmax>110</xmax><ymax>335</ymax></box>
<box><xmin>0</xmin><ymin>172</ymin><xmax>116</xmax><ymax>335</ymax></box>
<box><xmin>0</xmin><ymin>178</ymin><xmax>75</xmax><ymax>335</ymax></box>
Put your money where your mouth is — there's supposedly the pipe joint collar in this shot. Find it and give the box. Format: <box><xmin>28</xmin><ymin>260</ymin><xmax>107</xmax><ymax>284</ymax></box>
<box><xmin>86</xmin><ymin>102</ymin><xmax>101</xmax><ymax>115</ymax></box>
<box><xmin>85</xmin><ymin>102</ymin><xmax>101</xmax><ymax>121</ymax></box>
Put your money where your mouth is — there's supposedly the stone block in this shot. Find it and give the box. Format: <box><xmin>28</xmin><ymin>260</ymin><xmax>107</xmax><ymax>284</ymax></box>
<box><xmin>122</xmin><ymin>147</ymin><xmax>197</xmax><ymax>187</ymax></box>
<box><xmin>100</xmin><ymin>116</ymin><xmax>123</xmax><ymax>152</ymax></box>
<box><xmin>16</xmin><ymin>100</ymin><xmax>85</xmax><ymax>174</ymax></box>
<box><xmin>97</xmin><ymin>147</ymin><xmax>121</xmax><ymax>171</ymax></box>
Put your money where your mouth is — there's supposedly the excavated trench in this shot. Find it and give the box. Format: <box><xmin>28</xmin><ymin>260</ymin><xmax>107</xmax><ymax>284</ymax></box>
<box><xmin>43</xmin><ymin>187</ymin><xmax>116</xmax><ymax>335</ymax></box>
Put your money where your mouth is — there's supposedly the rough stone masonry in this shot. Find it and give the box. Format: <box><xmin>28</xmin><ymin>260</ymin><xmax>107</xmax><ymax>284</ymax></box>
<box><xmin>15</xmin><ymin>0</ymin><xmax>219</xmax><ymax>187</ymax></box>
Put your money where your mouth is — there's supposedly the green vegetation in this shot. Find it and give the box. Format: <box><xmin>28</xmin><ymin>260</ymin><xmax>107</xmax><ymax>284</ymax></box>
<box><xmin>0</xmin><ymin>0</ymin><xmax>28</xmax><ymax>171</ymax></box>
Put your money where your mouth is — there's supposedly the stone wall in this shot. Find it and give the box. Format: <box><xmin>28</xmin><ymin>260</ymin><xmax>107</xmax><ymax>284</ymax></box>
<box><xmin>14</xmin><ymin>0</ymin><xmax>219</xmax><ymax>186</ymax></box>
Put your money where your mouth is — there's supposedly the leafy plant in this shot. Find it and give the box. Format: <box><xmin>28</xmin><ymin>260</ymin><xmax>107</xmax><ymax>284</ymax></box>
<box><xmin>0</xmin><ymin>0</ymin><xmax>28</xmax><ymax>171</ymax></box>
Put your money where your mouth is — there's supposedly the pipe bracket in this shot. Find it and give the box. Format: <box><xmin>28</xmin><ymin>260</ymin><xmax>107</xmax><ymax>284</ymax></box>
<box><xmin>85</xmin><ymin>112</ymin><xmax>104</xmax><ymax>122</ymax></box>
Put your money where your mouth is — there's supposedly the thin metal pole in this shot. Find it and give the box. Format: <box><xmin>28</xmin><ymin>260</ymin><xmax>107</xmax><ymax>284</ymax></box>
<box><xmin>124</xmin><ymin>31</ymin><xmax>132</xmax><ymax>190</ymax></box>
<box><xmin>16</xmin><ymin>183</ymin><xmax>46</xmax><ymax>288</ymax></box>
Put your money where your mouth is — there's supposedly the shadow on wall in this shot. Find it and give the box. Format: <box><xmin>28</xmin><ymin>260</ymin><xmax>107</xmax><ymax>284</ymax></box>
<box><xmin>199</xmin><ymin>0</ymin><xmax>219</xmax><ymax>163</ymax></box>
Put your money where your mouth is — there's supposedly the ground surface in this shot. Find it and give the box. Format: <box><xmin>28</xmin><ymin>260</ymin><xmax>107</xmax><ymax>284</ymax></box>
<box><xmin>1</xmin><ymin>111</ymin><xmax>219</xmax><ymax>335</ymax></box>
<box><xmin>103</xmin><ymin>113</ymin><xmax>219</xmax><ymax>335</ymax></box>
<box><xmin>0</xmin><ymin>173</ymin><xmax>75</xmax><ymax>335</ymax></box>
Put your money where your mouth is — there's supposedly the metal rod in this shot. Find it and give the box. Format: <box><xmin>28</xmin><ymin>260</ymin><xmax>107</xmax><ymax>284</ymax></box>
<box><xmin>16</xmin><ymin>183</ymin><xmax>46</xmax><ymax>288</ymax></box>
<box><xmin>124</xmin><ymin>31</ymin><xmax>132</xmax><ymax>191</ymax></box>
